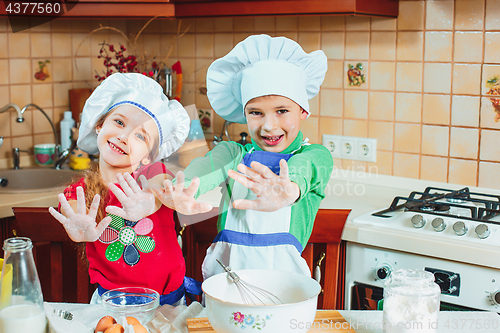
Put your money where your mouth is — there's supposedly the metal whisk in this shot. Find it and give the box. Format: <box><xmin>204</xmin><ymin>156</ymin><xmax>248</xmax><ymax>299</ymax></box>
<box><xmin>216</xmin><ymin>259</ymin><xmax>283</xmax><ymax>305</ymax></box>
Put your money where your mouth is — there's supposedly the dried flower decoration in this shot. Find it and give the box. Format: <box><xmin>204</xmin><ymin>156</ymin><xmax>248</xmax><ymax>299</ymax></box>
<box><xmin>486</xmin><ymin>76</ymin><xmax>500</xmax><ymax>122</ymax></box>
<box><xmin>74</xmin><ymin>16</ymin><xmax>189</xmax><ymax>82</ymax></box>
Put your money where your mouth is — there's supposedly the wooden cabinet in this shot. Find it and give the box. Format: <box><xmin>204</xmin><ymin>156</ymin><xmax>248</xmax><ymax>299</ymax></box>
<box><xmin>0</xmin><ymin>0</ymin><xmax>398</xmax><ymax>18</ymax></box>
<box><xmin>178</xmin><ymin>208</ymin><xmax>350</xmax><ymax>309</ymax></box>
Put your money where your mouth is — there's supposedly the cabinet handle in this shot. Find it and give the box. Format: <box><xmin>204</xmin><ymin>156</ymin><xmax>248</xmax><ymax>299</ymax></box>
<box><xmin>177</xmin><ymin>225</ymin><xmax>186</xmax><ymax>249</ymax></box>
<box><xmin>314</xmin><ymin>252</ymin><xmax>326</xmax><ymax>295</ymax></box>
<box><xmin>12</xmin><ymin>229</ymin><xmax>17</xmax><ymax>237</ymax></box>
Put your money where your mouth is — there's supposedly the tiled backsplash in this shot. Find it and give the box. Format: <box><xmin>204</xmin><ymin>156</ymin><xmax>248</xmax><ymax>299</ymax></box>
<box><xmin>0</xmin><ymin>0</ymin><xmax>499</xmax><ymax>189</ymax></box>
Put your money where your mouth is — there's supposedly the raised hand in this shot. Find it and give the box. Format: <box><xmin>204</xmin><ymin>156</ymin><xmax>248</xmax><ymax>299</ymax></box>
<box><xmin>48</xmin><ymin>186</ymin><xmax>111</xmax><ymax>242</ymax></box>
<box><xmin>106</xmin><ymin>172</ymin><xmax>155</xmax><ymax>221</ymax></box>
<box><xmin>152</xmin><ymin>171</ymin><xmax>212</xmax><ymax>215</ymax></box>
<box><xmin>227</xmin><ymin>159</ymin><xmax>300</xmax><ymax>212</ymax></box>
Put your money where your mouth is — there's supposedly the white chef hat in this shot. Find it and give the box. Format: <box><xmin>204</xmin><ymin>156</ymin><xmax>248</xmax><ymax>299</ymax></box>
<box><xmin>206</xmin><ymin>34</ymin><xmax>327</xmax><ymax>124</ymax></box>
<box><xmin>78</xmin><ymin>72</ymin><xmax>190</xmax><ymax>161</ymax></box>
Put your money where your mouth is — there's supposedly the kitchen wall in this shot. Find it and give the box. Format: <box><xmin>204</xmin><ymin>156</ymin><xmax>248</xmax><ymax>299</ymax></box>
<box><xmin>0</xmin><ymin>0</ymin><xmax>499</xmax><ymax>188</ymax></box>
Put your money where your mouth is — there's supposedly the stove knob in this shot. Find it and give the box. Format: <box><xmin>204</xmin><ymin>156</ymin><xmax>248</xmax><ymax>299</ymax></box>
<box><xmin>375</xmin><ymin>265</ymin><xmax>392</xmax><ymax>281</ymax></box>
<box><xmin>475</xmin><ymin>224</ymin><xmax>490</xmax><ymax>239</ymax></box>
<box><xmin>453</xmin><ymin>221</ymin><xmax>468</xmax><ymax>236</ymax></box>
<box><xmin>411</xmin><ymin>214</ymin><xmax>426</xmax><ymax>228</ymax></box>
<box><xmin>431</xmin><ymin>217</ymin><xmax>446</xmax><ymax>232</ymax></box>
<box><xmin>491</xmin><ymin>291</ymin><xmax>500</xmax><ymax>305</ymax></box>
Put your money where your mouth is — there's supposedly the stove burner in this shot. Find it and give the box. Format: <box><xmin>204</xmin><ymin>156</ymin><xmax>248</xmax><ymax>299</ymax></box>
<box><xmin>420</xmin><ymin>204</ymin><xmax>450</xmax><ymax>212</ymax></box>
<box><xmin>446</xmin><ymin>197</ymin><xmax>467</xmax><ymax>204</ymax></box>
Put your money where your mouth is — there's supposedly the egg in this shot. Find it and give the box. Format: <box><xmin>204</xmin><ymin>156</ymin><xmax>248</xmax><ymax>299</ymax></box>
<box><xmin>104</xmin><ymin>323</ymin><xmax>124</xmax><ymax>333</ymax></box>
<box><xmin>132</xmin><ymin>323</ymin><xmax>148</xmax><ymax>333</ymax></box>
<box><xmin>126</xmin><ymin>316</ymin><xmax>140</xmax><ymax>325</ymax></box>
<box><xmin>95</xmin><ymin>316</ymin><xmax>116</xmax><ymax>333</ymax></box>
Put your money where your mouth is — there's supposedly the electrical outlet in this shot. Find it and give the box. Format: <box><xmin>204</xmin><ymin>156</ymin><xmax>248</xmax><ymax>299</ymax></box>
<box><xmin>322</xmin><ymin>134</ymin><xmax>377</xmax><ymax>162</ymax></box>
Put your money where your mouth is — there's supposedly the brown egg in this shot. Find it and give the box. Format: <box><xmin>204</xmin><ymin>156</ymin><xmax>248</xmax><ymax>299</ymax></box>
<box><xmin>104</xmin><ymin>323</ymin><xmax>124</xmax><ymax>333</ymax></box>
<box><xmin>95</xmin><ymin>316</ymin><xmax>116</xmax><ymax>333</ymax></box>
<box><xmin>132</xmin><ymin>323</ymin><xmax>148</xmax><ymax>333</ymax></box>
<box><xmin>126</xmin><ymin>316</ymin><xmax>140</xmax><ymax>325</ymax></box>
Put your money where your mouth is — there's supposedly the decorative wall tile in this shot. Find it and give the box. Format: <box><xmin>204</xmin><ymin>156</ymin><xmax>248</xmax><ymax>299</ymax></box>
<box><xmin>424</xmin><ymin>32</ymin><xmax>453</xmax><ymax>62</ymax></box>
<box><xmin>319</xmin><ymin>89</ymin><xmax>343</xmax><ymax>117</ymax></box>
<box><xmin>371</xmin><ymin>18</ymin><xmax>397</xmax><ymax>31</ymax></box>
<box><xmin>394</xmin><ymin>123</ymin><xmax>421</xmax><ymax>153</ymax></box>
<box><xmin>420</xmin><ymin>156</ymin><xmax>448</xmax><ymax>182</ymax></box>
<box><xmin>455</xmin><ymin>0</ymin><xmax>485</xmax><ymax>30</ymax></box>
<box><xmin>370</xmin><ymin>62</ymin><xmax>395</xmax><ymax>91</ymax></box>
<box><xmin>343</xmin><ymin>119</ymin><xmax>367</xmax><ymax>137</ymax></box>
<box><xmin>422</xmin><ymin>94</ymin><xmax>450</xmax><ymax>125</ymax></box>
<box><xmin>421</xmin><ymin>125</ymin><xmax>449</xmax><ymax>156</ymax></box>
<box><xmin>479</xmin><ymin>129</ymin><xmax>500</xmax><ymax>162</ymax></box>
<box><xmin>449</xmin><ymin>127</ymin><xmax>479</xmax><ymax>159</ymax></box>
<box><xmin>396</xmin><ymin>32</ymin><xmax>424</xmax><ymax>61</ymax></box>
<box><xmin>393</xmin><ymin>153</ymin><xmax>419</xmax><ymax>179</ymax></box>
<box><xmin>423</xmin><ymin>63</ymin><xmax>452</xmax><ymax>94</ymax></box>
<box><xmin>321</xmin><ymin>32</ymin><xmax>344</xmax><ymax>60</ymax></box>
<box><xmin>369</xmin><ymin>92</ymin><xmax>395</xmax><ymax>121</ymax></box>
<box><xmin>425</xmin><ymin>0</ymin><xmax>454</xmax><ymax>31</ymax></box>
<box><xmin>479</xmin><ymin>162</ymin><xmax>500</xmax><ymax>189</ymax></box>
<box><xmin>482</xmin><ymin>64</ymin><xmax>500</xmax><ymax>95</ymax></box>
<box><xmin>485</xmin><ymin>0</ymin><xmax>500</xmax><ymax>30</ymax></box>
<box><xmin>345</xmin><ymin>16</ymin><xmax>370</xmax><ymax>31</ymax></box>
<box><xmin>449</xmin><ymin>158</ymin><xmax>478</xmax><ymax>186</ymax></box>
<box><xmin>396</xmin><ymin>62</ymin><xmax>423</xmax><ymax>92</ymax></box>
<box><xmin>322</xmin><ymin>60</ymin><xmax>344</xmax><ymax>89</ymax></box>
<box><xmin>398</xmin><ymin>1</ymin><xmax>425</xmax><ymax>30</ymax></box>
<box><xmin>480</xmin><ymin>96</ymin><xmax>500</xmax><ymax>129</ymax></box>
<box><xmin>344</xmin><ymin>90</ymin><xmax>368</xmax><ymax>119</ymax></box>
<box><xmin>454</xmin><ymin>31</ymin><xmax>483</xmax><ymax>63</ymax></box>
<box><xmin>345</xmin><ymin>32</ymin><xmax>369</xmax><ymax>60</ymax></box>
<box><xmin>345</xmin><ymin>61</ymin><xmax>367</xmax><ymax>88</ymax></box>
<box><xmin>484</xmin><ymin>32</ymin><xmax>500</xmax><ymax>64</ymax></box>
<box><xmin>321</xmin><ymin>16</ymin><xmax>345</xmax><ymax>31</ymax></box>
<box><xmin>298</xmin><ymin>32</ymin><xmax>321</xmax><ymax>53</ymax></box>
<box><xmin>452</xmin><ymin>64</ymin><xmax>481</xmax><ymax>95</ymax></box>
<box><xmin>395</xmin><ymin>93</ymin><xmax>422</xmax><ymax>123</ymax></box>
<box><xmin>370</xmin><ymin>32</ymin><xmax>396</xmax><ymax>61</ymax></box>
<box><xmin>451</xmin><ymin>95</ymin><xmax>480</xmax><ymax>127</ymax></box>
<box><xmin>368</xmin><ymin>121</ymin><xmax>393</xmax><ymax>151</ymax></box>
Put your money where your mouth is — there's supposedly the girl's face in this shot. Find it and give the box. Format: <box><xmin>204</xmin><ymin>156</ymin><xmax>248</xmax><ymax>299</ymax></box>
<box><xmin>244</xmin><ymin>95</ymin><xmax>307</xmax><ymax>153</ymax></box>
<box><xmin>96</xmin><ymin>104</ymin><xmax>159</xmax><ymax>172</ymax></box>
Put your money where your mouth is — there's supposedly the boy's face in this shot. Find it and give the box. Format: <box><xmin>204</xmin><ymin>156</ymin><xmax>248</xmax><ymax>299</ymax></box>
<box><xmin>244</xmin><ymin>95</ymin><xmax>307</xmax><ymax>153</ymax></box>
<box><xmin>96</xmin><ymin>104</ymin><xmax>159</xmax><ymax>170</ymax></box>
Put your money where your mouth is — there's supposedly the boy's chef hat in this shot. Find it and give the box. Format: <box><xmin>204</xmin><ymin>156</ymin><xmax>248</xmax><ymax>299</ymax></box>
<box><xmin>206</xmin><ymin>34</ymin><xmax>327</xmax><ymax>124</ymax></box>
<box><xmin>78</xmin><ymin>72</ymin><xmax>190</xmax><ymax>161</ymax></box>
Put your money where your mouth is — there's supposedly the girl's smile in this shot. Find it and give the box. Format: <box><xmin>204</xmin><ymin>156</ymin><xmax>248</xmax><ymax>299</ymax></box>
<box><xmin>244</xmin><ymin>95</ymin><xmax>307</xmax><ymax>152</ymax></box>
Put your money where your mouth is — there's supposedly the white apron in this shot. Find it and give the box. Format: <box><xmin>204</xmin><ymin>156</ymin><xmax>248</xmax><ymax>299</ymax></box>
<box><xmin>201</xmin><ymin>146</ymin><xmax>310</xmax><ymax>280</ymax></box>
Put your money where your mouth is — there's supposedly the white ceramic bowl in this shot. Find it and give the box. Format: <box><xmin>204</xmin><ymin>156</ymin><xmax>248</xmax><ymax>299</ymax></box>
<box><xmin>202</xmin><ymin>269</ymin><xmax>321</xmax><ymax>333</ymax></box>
<box><xmin>101</xmin><ymin>287</ymin><xmax>160</xmax><ymax>324</ymax></box>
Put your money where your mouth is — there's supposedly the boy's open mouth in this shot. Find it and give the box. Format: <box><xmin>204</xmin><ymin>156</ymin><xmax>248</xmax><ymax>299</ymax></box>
<box><xmin>261</xmin><ymin>134</ymin><xmax>284</xmax><ymax>146</ymax></box>
<box><xmin>108</xmin><ymin>141</ymin><xmax>127</xmax><ymax>155</ymax></box>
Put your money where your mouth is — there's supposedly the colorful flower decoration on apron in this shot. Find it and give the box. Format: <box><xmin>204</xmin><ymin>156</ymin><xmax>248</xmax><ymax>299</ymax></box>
<box><xmin>99</xmin><ymin>214</ymin><xmax>156</xmax><ymax>266</ymax></box>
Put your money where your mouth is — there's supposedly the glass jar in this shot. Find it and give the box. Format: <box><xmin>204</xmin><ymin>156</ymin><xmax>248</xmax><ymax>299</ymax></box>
<box><xmin>0</xmin><ymin>237</ymin><xmax>47</xmax><ymax>333</ymax></box>
<box><xmin>383</xmin><ymin>269</ymin><xmax>440</xmax><ymax>333</ymax></box>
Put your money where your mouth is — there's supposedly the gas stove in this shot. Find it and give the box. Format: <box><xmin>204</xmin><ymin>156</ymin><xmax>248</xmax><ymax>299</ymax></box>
<box><xmin>353</xmin><ymin>186</ymin><xmax>500</xmax><ymax>246</ymax></box>
<box><xmin>345</xmin><ymin>186</ymin><xmax>500</xmax><ymax>312</ymax></box>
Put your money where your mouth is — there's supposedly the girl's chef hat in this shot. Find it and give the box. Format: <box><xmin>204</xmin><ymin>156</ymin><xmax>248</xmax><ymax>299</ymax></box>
<box><xmin>78</xmin><ymin>72</ymin><xmax>190</xmax><ymax>161</ymax></box>
<box><xmin>206</xmin><ymin>34</ymin><xmax>327</xmax><ymax>124</ymax></box>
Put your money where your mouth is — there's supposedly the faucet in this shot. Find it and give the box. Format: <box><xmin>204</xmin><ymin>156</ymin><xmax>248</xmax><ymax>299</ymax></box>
<box><xmin>212</xmin><ymin>120</ymin><xmax>232</xmax><ymax>147</ymax></box>
<box><xmin>19</xmin><ymin>104</ymin><xmax>71</xmax><ymax>170</ymax></box>
<box><xmin>0</xmin><ymin>103</ymin><xmax>24</xmax><ymax>123</ymax></box>
<box><xmin>12</xmin><ymin>147</ymin><xmax>29</xmax><ymax>170</ymax></box>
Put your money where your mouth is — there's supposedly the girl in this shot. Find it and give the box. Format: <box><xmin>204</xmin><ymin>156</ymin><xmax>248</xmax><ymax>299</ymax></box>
<box><xmin>48</xmin><ymin>72</ymin><xmax>195</xmax><ymax>305</ymax></box>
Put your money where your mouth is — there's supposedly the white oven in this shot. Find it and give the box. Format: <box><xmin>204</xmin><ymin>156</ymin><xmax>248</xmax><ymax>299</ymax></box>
<box><xmin>344</xmin><ymin>186</ymin><xmax>500</xmax><ymax>312</ymax></box>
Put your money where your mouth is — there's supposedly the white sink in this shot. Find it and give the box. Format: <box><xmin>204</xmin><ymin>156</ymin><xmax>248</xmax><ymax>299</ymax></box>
<box><xmin>0</xmin><ymin>168</ymin><xmax>80</xmax><ymax>193</ymax></box>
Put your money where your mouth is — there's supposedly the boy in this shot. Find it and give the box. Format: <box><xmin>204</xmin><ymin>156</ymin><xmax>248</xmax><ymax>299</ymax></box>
<box><xmin>155</xmin><ymin>35</ymin><xmax>333</xmax><ymax>280</ymax></box>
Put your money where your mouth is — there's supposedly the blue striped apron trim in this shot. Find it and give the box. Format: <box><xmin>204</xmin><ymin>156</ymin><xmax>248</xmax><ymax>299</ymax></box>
<box><xmin>106</xmin><ymin>100</ymin><xmax>164</xmax><ymax>144</ymax></box>
<box><xmin>213</xmin><ymin>229</ymin><xmax>303</xmax><ymax>254</ymax></box>
<box><xmin>97</xmin><ymin>277</ymin><xmax>201</xmax><ymax>306</ymax></box>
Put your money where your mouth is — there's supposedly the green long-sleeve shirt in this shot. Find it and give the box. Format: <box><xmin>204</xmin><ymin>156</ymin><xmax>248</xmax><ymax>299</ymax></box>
<box><xmin>181</xmin><ymin>131</ymin><xmax>333</xmax><ymax>249</ymax></box>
